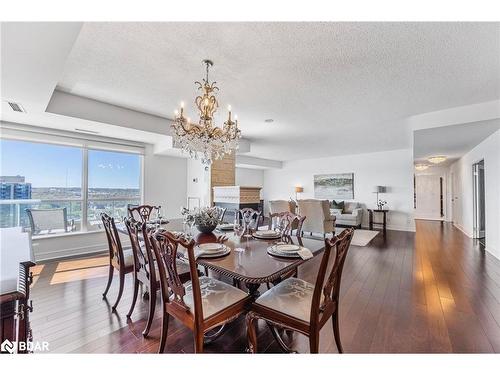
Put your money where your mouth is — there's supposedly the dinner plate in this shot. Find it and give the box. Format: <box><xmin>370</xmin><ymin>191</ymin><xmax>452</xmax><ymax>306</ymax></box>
<box><xmin>267</xmin><ymin>246</ymin><xmax>301</xmax><ymax>258</ymax></box>
<box><xmin>197</xmin><ymin>243</ymin><xmax>223</xmax><ymax>253</ymax></box>
<box><xmin>197</xmin><ymin>246</ymin><xmax>231</xmax><ymax>258</ymax></box>
<box><xmin>253</xmin><ymin>230</ymin><xmax>281</xmax><ymax>239</ymax></box>
<box><xmin>275</xmin><ymin>244</ymin><xmax>300</xmax><ymax>253</ymax></box>
<box><xmin>217</xmin><ymin>223</ymin><xmax>234</xmax><ymax>231</ymax></box>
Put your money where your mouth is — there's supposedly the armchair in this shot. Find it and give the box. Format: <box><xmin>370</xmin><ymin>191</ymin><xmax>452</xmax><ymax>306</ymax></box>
<box><xmin>297</xmin><ymin>199</ymin><xmax>335</xmax><ymax>238</ymax></box>
<box><xmin>25</xmin><ymin>207</ymin><xmax>75</xmax><ymax>235</ymax></box>
<box><xmin>331</xmin><ymin>202</ymin><xmax>363</xmax><ymax>228</ymax></box>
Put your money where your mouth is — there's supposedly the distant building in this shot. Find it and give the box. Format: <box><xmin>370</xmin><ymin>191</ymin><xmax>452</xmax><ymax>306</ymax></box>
<box><xmin>0</xmin><ymin>175</ymin><xmax>32</xmax><ymax>200</ymax></box>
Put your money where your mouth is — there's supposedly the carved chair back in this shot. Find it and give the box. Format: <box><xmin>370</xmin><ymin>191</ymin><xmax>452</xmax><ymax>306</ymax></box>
<box><xmin>128</xmin><ymin>204</ymin><xmax>160</xmax><ymax>223</ymax></box>
<box><xmin>268</xmin><ymin>212</ymin><xmax>306</xmax><ymax>237</ymax></box>
<box><xmin>124</xmin><ymin>218</ymin><xmax>157</xmax><ymax>283</ymax></box>
<box><xmin>147</xmin><ymin>231</ymin><xmax>203</xmax><ymax>326</ymax></box>
<box><xmin>101</xmin><ymin>212</ymin><xmax>126</xmax><ymax>269</ymax></box>
<box><xmin>216</xmin><ymin>207</ymin><xmax>227</xmax><ymax>223</ymax></box>
<box><xmin>236</xmin><ymin>208</ymin><xmax>262</xmax><ymax>230</ymax></box>
<box><xmin>310</xmin><ymin>228</ymin><xmax>354</xmax><ymax>329</ymax></box>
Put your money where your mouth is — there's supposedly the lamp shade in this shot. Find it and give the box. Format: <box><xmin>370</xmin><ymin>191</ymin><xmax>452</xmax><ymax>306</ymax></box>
<box><xmin>373</xmin><ymin>186</ymin><xmax>386</xmax><ymax>193</ymax></box>
<box><xmin>294</xmin><ymin>186</ymin><xmax>304</xmax><ymax>193</ymax></box>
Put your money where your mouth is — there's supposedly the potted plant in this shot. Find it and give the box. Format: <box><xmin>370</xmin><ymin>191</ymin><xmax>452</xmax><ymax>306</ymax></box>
<box><xmin>186</xmin><ymin>207</ymin><xmax>221</xmax><ymax>234</ymax></box>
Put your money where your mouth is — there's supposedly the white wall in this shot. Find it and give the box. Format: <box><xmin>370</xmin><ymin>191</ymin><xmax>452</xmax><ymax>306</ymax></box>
<box><xmin>33</xmin><ymin>146</ymin><xmax>188</xmax><ymax>261</ymax></box>
<box><xmin>143</xmin><ymin>145</ymin><xmax>187</xmax><ymax>219</ymax></box>
<box><xmin>263</xmin><ymin>149</ymin><xmax>415</xmax><ymax>231</ymax></box>
<box><xmin>186</xmin><ymin>158</ymin><xmax>211</xmax><ymax>208</ymax></box>
<box><xmin>236</xmin><ymin>167</ymin><xmax>264</xmax><ymax>198</ymax></box>
<box><xmin>449</xmin><ymin>130</ymin><xmax>500</xmax><ymax>259</ymax></box>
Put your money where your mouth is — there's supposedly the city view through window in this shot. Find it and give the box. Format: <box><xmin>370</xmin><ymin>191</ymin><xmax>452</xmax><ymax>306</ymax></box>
<box><xmin>0</xmin><ymin>139</ymin><xmax>141</xmax><ymax>234</ymax></box>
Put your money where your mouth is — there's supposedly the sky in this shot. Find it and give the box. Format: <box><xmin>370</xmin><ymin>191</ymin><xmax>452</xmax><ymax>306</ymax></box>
<box><xmin>0</xmin><ymin>139</ymin><xmax>140</xmax><ymax>189</ymax></box>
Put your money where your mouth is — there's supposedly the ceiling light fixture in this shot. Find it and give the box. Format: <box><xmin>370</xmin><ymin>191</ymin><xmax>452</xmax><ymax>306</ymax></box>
<box><xmin>415</xmin><ymin>164</ymin><xmax>430</xmax><ymax>171</ymax></box>
<box><xmin>171</xmin><ymin>59</ymin><xmax>241</xmax><ymax>165</ymax></box>
<box><xmin>264</xmin><ymin>119</ymin><xmax>274</xmax><ymax>123</ymax></box>
<box><xmin>428</xmin><ymin>155</ymin><xmax>447</xmax><ymax>164</ymax></box>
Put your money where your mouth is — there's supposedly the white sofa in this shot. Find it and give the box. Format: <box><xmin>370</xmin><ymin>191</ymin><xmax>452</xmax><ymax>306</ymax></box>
<box><xmin>330</xmin><ymin>201</ymin><xmax>363</xmax><ymax>228</ymax></box>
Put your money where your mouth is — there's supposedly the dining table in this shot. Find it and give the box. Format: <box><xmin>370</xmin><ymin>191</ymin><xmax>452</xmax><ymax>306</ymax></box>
<box><xmin>115</xmin><ymin>218</ymin><xmax>326</xmax><ymax>298</ymax></box>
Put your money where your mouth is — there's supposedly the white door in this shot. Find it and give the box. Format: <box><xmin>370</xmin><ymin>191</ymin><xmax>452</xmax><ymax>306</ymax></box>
<box><xmin>415</xmin><ymin>175</ymin><xmax>442</xmax><ymax>220</ymax></box>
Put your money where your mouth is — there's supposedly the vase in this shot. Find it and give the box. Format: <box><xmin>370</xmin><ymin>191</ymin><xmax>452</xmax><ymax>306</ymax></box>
<box><xmin>196</xmin><ymin>224</ymin><xmax>217</xmax><ymax>234</ymax></box>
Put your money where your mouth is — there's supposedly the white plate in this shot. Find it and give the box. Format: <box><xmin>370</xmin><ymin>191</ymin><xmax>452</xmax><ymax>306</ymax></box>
<box><xmin>275</xmin><ymin>244</ymin><xmax>300</xmax><ymax>253</ymax></box>
<box><xmin>197</xmin><ymin>243</ymin><xmax>223</xmax><ymax>253</ymax></box>
<box><xmin>256</xmin><ymin>230</ymin><xmax>279</xmax><ymax>235</ymax></box>
<box><xmin>197</xmin><ymin>246</ymin><xmax>231</xmax><ymax>258</ymax></box>
<box><xmin>267</xmin><ymin>247</ymin><xmax>300</xmax><ymax>258</ymax></box>
<box><xmin>218</xmin><ymin>224</ymin><xmax>234</xmax><ymax>231</ymax></box>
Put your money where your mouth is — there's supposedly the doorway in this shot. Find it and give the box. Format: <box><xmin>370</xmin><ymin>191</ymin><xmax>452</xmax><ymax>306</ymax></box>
<box><xmin>415</xmin><ymin>174</ymin><xmax>444</xmax><ymax>220</ymax></box>
<box><xmin>472</xmin><ymin>160</ymin><xmax>485</xmax><ymax>246</ymax></box>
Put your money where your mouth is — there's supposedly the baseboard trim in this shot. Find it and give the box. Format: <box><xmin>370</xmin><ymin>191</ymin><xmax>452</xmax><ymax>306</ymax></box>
<box><xmin>453</xmin><ymin>223</ymin><xmax>472</xmax><ymax>238</ymax></box>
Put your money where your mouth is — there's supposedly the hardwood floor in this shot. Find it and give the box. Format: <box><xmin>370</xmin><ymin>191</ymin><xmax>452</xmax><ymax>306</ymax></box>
<box><xmin>30</xmin><ymin>220</ymin><xmax>500</xmax><ymax>353</ymax></box>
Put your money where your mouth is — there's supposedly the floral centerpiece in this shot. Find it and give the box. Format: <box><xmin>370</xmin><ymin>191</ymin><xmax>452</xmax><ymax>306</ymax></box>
<box><xmin>377</xmin><ymin>199</ymin><xmax>387</xmax><ymax>210</ymax></box>
<box><xmin>181</xmin><ymin>206</ymin><xmax>221</xmax><ymax>234</ymax></box>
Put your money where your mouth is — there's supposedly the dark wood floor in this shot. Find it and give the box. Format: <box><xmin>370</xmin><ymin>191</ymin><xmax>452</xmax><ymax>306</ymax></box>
<box><xmin>30</xmin><ymin>220</ymin><xmax>500</xmax><ymax>353</ymax></box>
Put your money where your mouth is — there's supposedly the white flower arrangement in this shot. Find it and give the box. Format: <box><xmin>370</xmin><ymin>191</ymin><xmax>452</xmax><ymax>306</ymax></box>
<box><xmin>181</xmin><ymin>206</ymin><xmax>221</xmax><ymax>226</ymax></box>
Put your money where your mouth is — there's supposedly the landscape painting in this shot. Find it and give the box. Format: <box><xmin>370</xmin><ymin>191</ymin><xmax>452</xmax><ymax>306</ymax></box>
<box><xmin>314</xmin><ymin>173</ymin><xmax>354</xmax><ymax>199</ymax></box>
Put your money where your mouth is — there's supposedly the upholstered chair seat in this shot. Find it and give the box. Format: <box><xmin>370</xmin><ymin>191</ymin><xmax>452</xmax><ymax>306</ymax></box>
<box><xmin>183</xmin><ymin>276</ymin><xmax>248</xmax><ymax>319</ymax></box>
<box><xmin>254</xmin><ymin>277</ymin><xmax>315</xmax><ymax>322</ymax></box>
<box><xmin>112</xmin><ymin>248</ymin><xmax>135</xmax><ymax>269</ymax></box>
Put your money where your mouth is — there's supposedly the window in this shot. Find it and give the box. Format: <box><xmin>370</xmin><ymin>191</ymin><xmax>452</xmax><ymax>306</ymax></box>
<box><xmin>87</xmin><ymin>149</ymin><xmax>141</xmax><ymax>230</ymax></box>
<box><xmin>0</xmin><ymin>138</ymin><xmax>142</xmax><ymax>236</ymax></box>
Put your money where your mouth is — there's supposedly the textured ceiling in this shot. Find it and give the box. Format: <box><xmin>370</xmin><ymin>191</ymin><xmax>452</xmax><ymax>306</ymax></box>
<box><xmin>58</xmin><ymin>22</ymin><xmax>500</xmax><ymax>160</ymax></box>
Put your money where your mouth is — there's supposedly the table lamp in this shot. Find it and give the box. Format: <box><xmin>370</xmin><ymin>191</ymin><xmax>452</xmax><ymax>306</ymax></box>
<box><xmin>373</xmin><ymin>186</ymin><xmax>386</xmax><ymax>207</ymax></box>
<box><xmin>294</xmin><ymin>186</ymin><xmax>303</xmax><ymax>201</ymax></box>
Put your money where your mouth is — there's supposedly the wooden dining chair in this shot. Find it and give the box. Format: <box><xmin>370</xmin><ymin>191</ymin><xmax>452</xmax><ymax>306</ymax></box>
<box><xmin>127</xmin><ymin>204</ymin><xmax>161</xmax><ymax>223</ymax></box>
<box><xmin>246</xmin><ymin>227</ymin><xmax>354</xmax><ymax>354</ymax></box>
<box><xmin>101</xmin><ymin>213</ymin><xmax>135</xmax><ymax>311</ymax></box>
<box><xmin>268</xmin><ymin>211</ymin><xmax>306</xmax><ymax>237</ymax></box>
<box><xmin>236</xmin><ymin>208</ymin><xmax>262</xmax><ymax>230</ymax></box>
<box><xmin>147</xmin><ymin>230</ymin><xmax>251</xmax><ymax>353</ymax></box>
<box><xmin>124</xmin><ymin>218</ymin><xmax>192</xmax><ymax>336</ymax></box>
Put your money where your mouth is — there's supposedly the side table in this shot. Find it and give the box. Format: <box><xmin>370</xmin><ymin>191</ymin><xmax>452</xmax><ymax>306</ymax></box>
<box><xmin>368</xmin><ymin>209</ymin><xmax>388</xmax><ymax>234</ymax></box>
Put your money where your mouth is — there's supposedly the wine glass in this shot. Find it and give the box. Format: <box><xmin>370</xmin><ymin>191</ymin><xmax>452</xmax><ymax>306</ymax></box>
<box><xmin>233</xmin><ymin>214</ymin><xmax>244</xmax><ymax>237</ymax></box>
<box><xmin>243</xmin><ymin>211</ymin><xmax>253</xmax><ymax>238</ymax></box>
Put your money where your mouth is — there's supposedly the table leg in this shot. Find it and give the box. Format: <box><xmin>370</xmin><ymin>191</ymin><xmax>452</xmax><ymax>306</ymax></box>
<box><xmin>383</xmin><ymin>212</ymin><xmax>387</xmax><ymax>234</ymax></box>
<box><xmin>245</xmin><ymin>282</ymin><xmax>261</xmax><ymax>298</ymax></box>
<box><xmin>369</xmin><ymin>210</ymin><xmax>373</xmax><ymax>230</ymax></box>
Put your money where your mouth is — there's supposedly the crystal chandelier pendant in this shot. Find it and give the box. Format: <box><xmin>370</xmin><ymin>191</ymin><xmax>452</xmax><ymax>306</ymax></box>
<box><xmin>171</xmin><ymin>60</ymin><xmax>241</xmax><ymax>165</ymax></box>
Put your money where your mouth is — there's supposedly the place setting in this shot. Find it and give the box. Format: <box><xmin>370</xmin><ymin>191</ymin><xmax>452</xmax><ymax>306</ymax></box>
<box><xmin>252</xmin><ymin>229</ymin><xmax>282</xmax><ymax>240</ymax></box>
<box><xmin>194</xmin><ymin>242</ymin><xmax>231</xmax><ymax>259</ymax></box>
<box><xmin>267</xmin><ymin>242</ymin><xmax>314</xmax><ymax>260</ymax></box>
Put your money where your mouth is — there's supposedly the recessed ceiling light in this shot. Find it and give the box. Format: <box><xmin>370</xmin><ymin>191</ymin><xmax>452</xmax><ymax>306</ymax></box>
<box><xmin>428</xmin><ymin>155</ymin><xmax>447</xmax><ymax>164</ymax></box>
<box><xmin>264</xmin><ymin>119</ymin><xmax>274</xmax><ymax>123</ymax></box>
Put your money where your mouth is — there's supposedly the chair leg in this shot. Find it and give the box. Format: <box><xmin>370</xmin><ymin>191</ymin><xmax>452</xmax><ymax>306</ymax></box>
<box><xmin>194</xmin><ymin>330</ymin><xmax>204</xmax><ymax>353</ymax></box>
<box><xmin>246</xmin><ymin>311</ymin><xmax>258</xmax><ymax>353</ymax></box>
<box><xmin>126</xmin><ymin>277</ymin><xmax>139</xmax><ymax>318</ymax></box>
<box><xmin>158</xmin><ymin>310</ymin><xmax>169</xmax><ymax>353</ymax></box>
<box><xmin>309</xmin><ymin>332</ymin><xmax>319</xmax><ymax>354</ymax></box>
<box><xmin>102</xmin><ymin>265</ymin><xmax>114</xmax><ymax>299</ymax></box>
<box><xmin>332</xmin><ymin>313</ymin><xmax>343</xmax><ymax>353</ymax></box>
<box><xmin>142</xmin><ymin>285</ymin><xmax>156</xmax><ymax>337</ymax></box>
<box><xmin>112</xmin><ymin>271</ymin><xmax>125</xmax><ymax>311</ymax></box>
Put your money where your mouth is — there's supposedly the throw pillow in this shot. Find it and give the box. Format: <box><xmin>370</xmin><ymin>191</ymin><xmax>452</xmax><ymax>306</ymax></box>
<box><xmin>331</xmin><ymin>200</ymin><xmax>345</xmax><ymax>212</ymax></box>
<box><xmin>331</xmin><ymin>208</ymin><xmax>343</xmax><ymax>216</ymax></box>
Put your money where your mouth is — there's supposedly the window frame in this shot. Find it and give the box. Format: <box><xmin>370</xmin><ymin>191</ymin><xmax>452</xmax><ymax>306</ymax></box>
<box><xmin>0</xmin><ymin>129</ymin><xmax>145</xmax><ymax>237</ymax></box>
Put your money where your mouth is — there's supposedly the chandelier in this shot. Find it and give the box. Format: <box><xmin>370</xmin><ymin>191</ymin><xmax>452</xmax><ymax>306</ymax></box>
<box><xmin>171</xmin><ymin>59</ymin><xmax>241</xmax><ymax>165</ymax></box>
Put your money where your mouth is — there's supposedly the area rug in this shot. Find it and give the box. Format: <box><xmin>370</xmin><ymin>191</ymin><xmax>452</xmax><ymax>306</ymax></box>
<box><xmin>335</xmin><ymin>228</ymin><xmax>379</xmax><ymax>246</ymax></box>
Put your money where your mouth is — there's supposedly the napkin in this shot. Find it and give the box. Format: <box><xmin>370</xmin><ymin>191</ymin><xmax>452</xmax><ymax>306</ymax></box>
<box><xmin>297</xmin><ymin>248</ymin><xmax>313</xmax><ymax>260</ymax></box>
